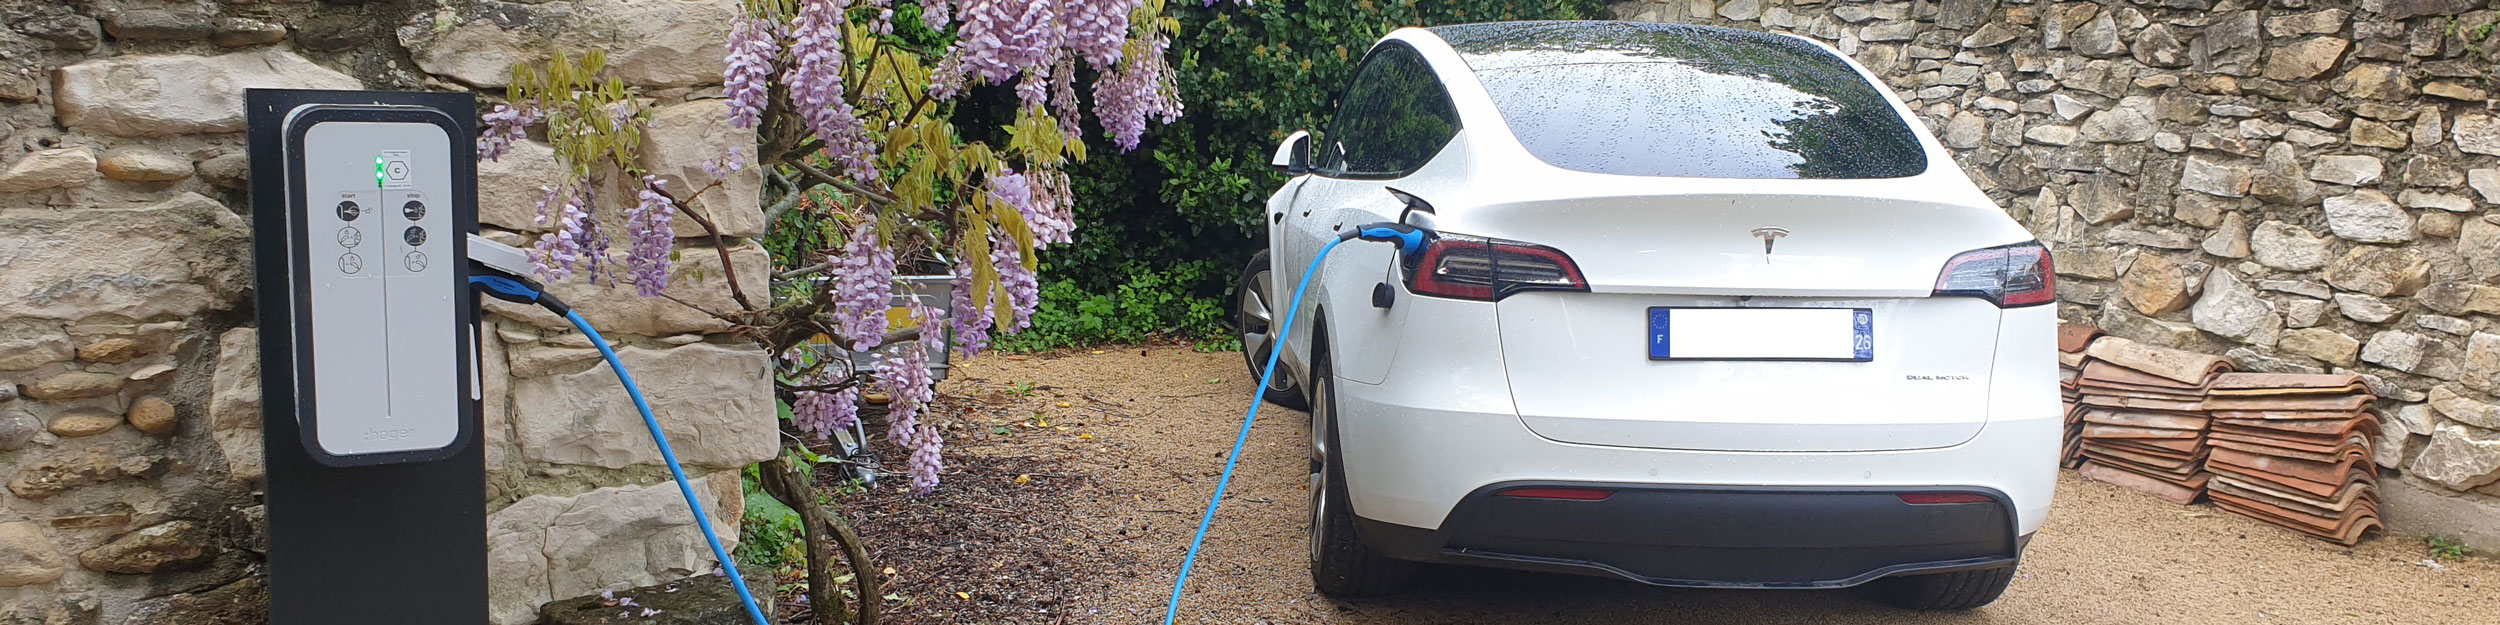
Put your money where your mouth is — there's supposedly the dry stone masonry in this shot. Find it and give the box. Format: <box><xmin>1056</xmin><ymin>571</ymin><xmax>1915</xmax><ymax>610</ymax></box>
<box><xmin>0</xmin><ymin>1</ymin><xmax>771</xmax><ymax>622</ymax></box>
<box><xmin>1610</xmin><ymin>0</ymin><xmax>2500</xmax><ymax>550</ymax></box>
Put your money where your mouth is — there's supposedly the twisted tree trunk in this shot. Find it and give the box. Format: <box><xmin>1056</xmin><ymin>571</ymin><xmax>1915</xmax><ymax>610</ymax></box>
<box><xmin>760</xmin><ymin>450</ymin><xmax>880</xmax><ymax>625</ymax></box>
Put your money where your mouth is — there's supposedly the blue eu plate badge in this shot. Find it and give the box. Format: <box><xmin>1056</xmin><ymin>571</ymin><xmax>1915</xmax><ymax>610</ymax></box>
<box><xmin>1646</xmin><ymin>307</ymin><xmax>1875</xmax><ymax>361</ymax></box>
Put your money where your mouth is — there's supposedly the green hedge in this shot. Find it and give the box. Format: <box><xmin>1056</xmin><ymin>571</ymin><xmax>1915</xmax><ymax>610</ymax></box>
<box><xmin>1025</xmin><ymin>0</ymin><xmax>1605</xmax><ymax>346</ymax></box>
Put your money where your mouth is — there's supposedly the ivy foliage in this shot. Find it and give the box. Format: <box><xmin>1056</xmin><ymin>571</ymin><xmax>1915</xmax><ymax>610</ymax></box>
<box><xmin>1040</xmin><ymin>0</ymin><xmax>1606</xmax><ymax>341</ymax></box>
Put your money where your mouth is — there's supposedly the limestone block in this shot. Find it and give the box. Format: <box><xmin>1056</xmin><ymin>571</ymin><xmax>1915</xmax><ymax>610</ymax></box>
<box><xmin>2331</xmin><ymin>64</ymin><xmax>2414</xmax><ymax>101</ymax></box>
<box><xmin>0</xmin><ymin>322</ymin><xmax>71</xmax><ymax>372</ymax></box>
<box><xmin>2279</xmin><ymin>328</ymin><xmax>2361</xmax><ymax>366</ymax></box>
<box><xmin>2191</xmin><ymin>270</ymin><xmax>2280</xmax><ymax>347</ymax></box>
<box><xmin>2261</xmin><ymin>37</ymin><xmax>2348</xmax><ymax>81</ymax></box>
<box><xmin>2468</xmin><ymin>169</ymin><xmax>2500</xmax><ymax>203</ymax></box>
<box><xmin>2457</xmin><ymin>218</ymin><xmax>2500</xmax><ymax>280</ymax></box>
<box><xmin>640</xmin><ymin>100</ymin><xmax>764</xmax><ymax>239</ymax></box>
<box><xmin>2024</xmin><ymin>124</ymin><xmax>2080</xmax><ymax>146</ymax></box>
<box><xmin>209</xmin><ymin>328</ymin><xmax>262</xmax><ymax>483</ymax></box>
<box><xmin>2181</xmin><ymin>156</ymin><xmax>2250</xmax><ymax>197</ymax></box>
<box><xmin>2192</xmin><ymin>11</ymin><xmax>2263</xmax><ymax>76</ymax></box>
<box><xmin>8</xmin><ymin>441</ymin><xmax>164</xmax><ymax>499</ymax></box>
<box><xmin>2130</xmin><ymin>23</ymin><xmax>2187</xmax><ymax>68</ymax></box>
<box><xmin>2361</xmin><ymin>330</ymin><xmax>2427</xmax><ymax>371</ymax></box>
<box><xmin>53</xmin><ymin>48</ymin><xmax>359</xmax><ymax>136</ymax></box>
<box><xmin>0</xmin><ymin>523</ymin><xmax>63</xmax><ymax>587</ymax></box>
<box><xmin>2400</xmin><ymin>190</ymin><xmax>2472</xmax><ymax>212</ymax></box>
<box><xmin>2351</xmin><ymin>119</ymin><xmax>2409</xmax><ymax>149</ymax></box>
<box><xmin>487</xmin><ymin>244</ymin><xmax>767</xmax><ymax>336</ymax></box>
<box><xmin>487</xmin><ymin>479</ymin><xmax>736</xmax><ymax>625</ymax></box>
<box><xmin>77</xmin><ymin>520</ymin><xmax>215</xmax><ymax>574</ymax></box>
<box><xmin>2266</xmin><ymin>9</ymin><xmax>2348</xmax><ymax>36</ymax></box>
<box><xmin>2098</xmin><ymin>304</ymin><xmax>2203</xmax><ymax>348</ymax></box>
<box><xmin>476</xmin><ymin>139</ymin><xmax>567</xmax><ymax>233</ymax></box>
<box><xmin>2249</xmin><ymin>221</ymin><xmax>2331</xmax><ymax>271</ymax></box>
<box><xmin>2432</xmin><ymin>386</ymin><xmax>2500</xmax><ymax>430</ymax></box>
<box><xmin>0</xmin><ymin>149</ymin><xmax>98</xmax><ymax>193</ymax></box>
<box><xmin>97</xmin><ymin>150</ymin><xmax>192</xmax><ymax>182</ymax></box>
<box><xmin>1718</xmin><ymin>0</ymin><xmax>1761</xmax><ymax>21</ymax></box>
<box><xmin>2410</xmin><ymin>421</ymin><xmax>2500</xmax><ymax>491</ymax></box>
<box><xmin>2417</xmin><ymin>282</ymin><xmax>2500</xmax><ymax>316</ymax></box>
<box><xmin>399</xmin><ymin>0</ymin><xmax>738</xmax><ymax>89</ymax></box>
<box><xmin>0</xmin><ymin>193</ymin><xmax>249</xmax><ymax>321</ymax></box>
<box><xmin>512</xmin><ymin>342</ymin><xmax>775</xmax><ymax>470</ymax></box>
<box><xmin>2467</xmin><ymin>332</ymin><xmax>2500</xmax><ymax>394</ymax></box>
<box><xmin>2078</xmin><ymin>97</ymin><xmax>2155</xmax><ymax>143</ymax></box>
<box><xmin>2456</xmin><ymin>113</ymin><xmax>2500</xmax><ymax>156</ymax></box>
<box><xmin>2119</xmin><ymin>253</ymin><xmax>2191</xmax><ymax>315</ymax></box>
<box><xmin>2202</xmin><ymin>212</ymin><xmax>2252</xmax><ymax>258</ymax></box>
<box><xmin>2250</xmin><ymin>142</ymin><xmax>2320</xmax><ymax>206</ymax></box>
<box><xmin>23</xmin><ymin>373</ymin><xmax>122</xmax><ymax>401</ymax></box>
<box><xmin>2321</xmin><ymin>190</ymin><xmax>2413</xmax><ymax>243</ymax></box>
<box><xmin>2307</xmin><ymin>155</ymin><xmax>2384</xmax><ymax>187</ymax></box>
<box><xmin>2324</xmin><ymin>246</ymin><xmax>2430</xmax><ymax>297</ymax></box>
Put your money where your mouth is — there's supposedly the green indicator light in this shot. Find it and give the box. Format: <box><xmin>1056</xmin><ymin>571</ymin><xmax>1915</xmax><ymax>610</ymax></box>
<box><xmin>375</xmin><ymin>156</ymin><xmax>385</xmax><ymax>187</ymax></box>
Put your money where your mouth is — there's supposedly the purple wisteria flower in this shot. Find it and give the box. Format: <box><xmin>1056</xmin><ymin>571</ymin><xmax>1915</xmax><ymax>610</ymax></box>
<box><xmin>723</xmin><ymin>13</ymin><xmax>780</xmax><ymax>130</ymax></box>
<box><xmin>829</xmin><ymin>223</ymin><xmax>898</xmax><ymax>350</ymax></box>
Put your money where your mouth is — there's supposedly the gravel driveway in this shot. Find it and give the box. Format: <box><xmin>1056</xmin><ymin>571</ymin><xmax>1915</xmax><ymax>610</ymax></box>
<box><xmin>854</xmin><ymin>347</ymin><xmax>2500</xmax><ymax>625</ymax></box>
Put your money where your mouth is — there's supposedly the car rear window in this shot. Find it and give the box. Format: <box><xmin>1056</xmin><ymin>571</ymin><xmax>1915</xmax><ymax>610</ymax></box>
<box><xmin>1431</xmin><ymin>22</ymin><xmax>1927</xmax><ymax>180</ymax></box>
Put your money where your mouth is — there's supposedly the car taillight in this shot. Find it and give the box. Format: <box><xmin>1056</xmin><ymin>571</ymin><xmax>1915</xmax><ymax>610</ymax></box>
<box><xmin>1402</xmin><ymin>233</ymin><xmax>1588</xmax><ymax>301</ymax></box>
<box><xmin>1932</xmin><ymin>241</ymin><xmax>2054</xmax><ymax>308</ymax></box>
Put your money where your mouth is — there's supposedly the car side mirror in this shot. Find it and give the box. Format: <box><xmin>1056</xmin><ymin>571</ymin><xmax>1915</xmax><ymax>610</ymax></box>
<box><xmin>1272</xmin><ymin>130</ymin><xmax>1311</xmax><ymax>174</ymax></box>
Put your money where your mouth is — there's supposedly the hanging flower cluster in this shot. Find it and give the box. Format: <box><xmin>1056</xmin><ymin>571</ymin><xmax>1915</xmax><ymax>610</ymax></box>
<box><xmin>479</xmin><ymin>102</ymin><xmax>540</xmax><ymax>160</ymax></box>
<box><xmin>948</xmin><ymin>259</ymin><xmax>994</xmax><ymax>357</ymax></box>
<box><xmin>828</xmin><ymin>223</ymin><xmax>898</xmax><ymax>351</ymax></box>
<box><xmin>785</xmin><ymin>0</ymin><xmax>879</xmax><ymax>181</ymax></box>
<box><xmin>790</xmin><ymin>377</ymin><xmax>861</xmax><ymax>441</ymax></box>
<box><xmin>724</xmin><ymin>14</ymin><xmax>779</xmax><ymax>129</ymax></box>
<box><xmin>624</xmin><ymin>176</ymin><xmax>677</xmax><ymax>296</ymax></box>
<box><xmin>530</xmin><ymin>183</ymin><xmax>600</xmax><ymax>282</ymax></box>
<box><xmin>923</xmin><ymin>0</ymin><xmax>1185</xmax><ymax>147</ymax></box>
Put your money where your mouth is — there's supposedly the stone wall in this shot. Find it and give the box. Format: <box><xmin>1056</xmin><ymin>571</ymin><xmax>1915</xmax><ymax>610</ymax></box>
<box><xmin>0</xmin><ymin>1</ymin><xmax>773</xmax><ymax>623</ymax></box>
<box><xmin>1608</xmin><ymin>0</ymin><xmax>2500</xmax><ymax>549</ymax></box>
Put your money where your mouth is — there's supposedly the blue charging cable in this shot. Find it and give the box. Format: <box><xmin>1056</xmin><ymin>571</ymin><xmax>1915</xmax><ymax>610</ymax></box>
<box><xmin>471</xmin><ymin>275</ymin><xmax>772</xmax><ymax>625</ymax></box>
<box><xmin>1163</xmin><ymin>222</ymin><xmax>1426</xmax><ymax>624</ymax></box>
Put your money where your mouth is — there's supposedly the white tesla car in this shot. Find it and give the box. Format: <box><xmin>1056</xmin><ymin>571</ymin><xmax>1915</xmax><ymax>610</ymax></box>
<box><xmin>1233</xmin><ymin>21</ymin><xmax>2058</xmax><ymax>609</ymax></box>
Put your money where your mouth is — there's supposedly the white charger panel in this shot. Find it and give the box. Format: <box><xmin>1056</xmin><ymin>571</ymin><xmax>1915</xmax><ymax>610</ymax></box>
<box><xmin>285</xmin><ymin>112</ymin><xmax>465</xmax><ymax>461</ymax></box>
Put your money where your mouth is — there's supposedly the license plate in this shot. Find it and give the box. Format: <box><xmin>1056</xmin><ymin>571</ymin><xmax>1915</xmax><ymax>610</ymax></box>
<box><xmin>1647</xmin><ymin>307</ymin><xmax>1874</xmax><ymax>361</ymax></box>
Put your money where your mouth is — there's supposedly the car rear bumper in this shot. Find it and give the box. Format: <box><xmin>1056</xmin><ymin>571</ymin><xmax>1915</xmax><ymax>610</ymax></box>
<box><xmin>1355</xmin><ymin>483</ymin><xmax>2028</xmax><ymax>588</ymax></box>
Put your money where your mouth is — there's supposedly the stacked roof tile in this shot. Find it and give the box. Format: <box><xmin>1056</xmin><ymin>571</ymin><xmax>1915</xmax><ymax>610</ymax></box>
<box><xmin>2202</xmin><ymin>373</ymin><xmax>2383</xmax><ymax>545</ymax></box>
<box><xmin>2071</xmin><ymin>335</ymin><xmax>2230</xmax><ymax>505</ymax></box>
<box><xmin>2052</xmin><ymin>324</ymin><xmax>2385</xmax><ymax>545</ymax></box>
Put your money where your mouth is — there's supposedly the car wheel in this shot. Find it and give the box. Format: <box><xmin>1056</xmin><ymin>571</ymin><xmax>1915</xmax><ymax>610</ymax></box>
<box><xmin>1875</xmin><ymin>564</ymin><xmax>2017</xmax><ymax>610</ymax></box>
<box><xmin>1307</xmin><ymin>350</ymin><xmax>1407</xmax><ymax>598</ymax></box>
<box><xmin>1238</xmin><ymin>250</ymin><xmax>1309</xmax><ymax>410</ymax></box>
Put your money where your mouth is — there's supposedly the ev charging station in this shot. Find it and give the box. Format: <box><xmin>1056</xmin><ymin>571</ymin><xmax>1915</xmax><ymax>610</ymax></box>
<box><xmin>247</xmin><ymin>90</ymin><xmax>487</xmax><ymax>624</ymax></box>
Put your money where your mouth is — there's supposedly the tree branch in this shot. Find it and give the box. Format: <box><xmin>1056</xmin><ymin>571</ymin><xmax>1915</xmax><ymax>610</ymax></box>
<box><xmin>792</xmin><ymin>161</ymin><xmax>901</xmax><ymax>208</ymax></box>
<box><xmin>662</xmin><ymin>183</ymin><xmax>759</xmax><ymax>312</ymax></box>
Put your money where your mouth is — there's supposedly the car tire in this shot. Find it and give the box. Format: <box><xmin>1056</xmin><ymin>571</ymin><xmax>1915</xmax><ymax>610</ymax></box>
<box><xmin>1238</xmin><ymin>250</ymin><xmax>1309</xmax><ymax>411</ymax></box>
<box><xmin>1308</xmin><ymin>349</ymin><xmax>1408</xmax><ymax>598</ymax></box>
<box><xmin>1875</xmin><ymin>564</ymin><xmax>2016</xmax><ymax>610</ymax></box>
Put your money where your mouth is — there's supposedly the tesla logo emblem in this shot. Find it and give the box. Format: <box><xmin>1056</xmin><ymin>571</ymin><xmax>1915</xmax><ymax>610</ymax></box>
<box><xmin>1751</xmin><ymin>226</ymin><xmax>1790</xmax><ymax>260</ymax></box>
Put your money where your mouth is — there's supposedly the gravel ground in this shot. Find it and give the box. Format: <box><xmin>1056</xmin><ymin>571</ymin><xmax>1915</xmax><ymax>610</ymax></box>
<box><xmin>840</xmin><ymin>346</ymin><xmax>2500</xmax><ymax>625</ymax></box>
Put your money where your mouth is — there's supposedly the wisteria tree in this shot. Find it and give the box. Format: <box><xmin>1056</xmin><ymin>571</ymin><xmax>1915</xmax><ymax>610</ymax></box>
<box><xmin>480</xmin><ymin>0</ymin><xmax>1206</xmax><ymax>621</ymax></box>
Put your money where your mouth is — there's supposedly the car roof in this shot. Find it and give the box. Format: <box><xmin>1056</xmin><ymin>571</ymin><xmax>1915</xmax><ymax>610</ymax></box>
<box><xmin>1424</xmin><ymin>21</ymin><xmax>1839</xmax><ymax>73</ymax></box>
